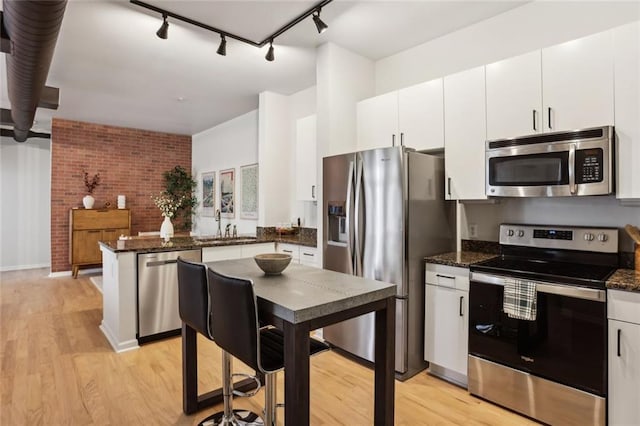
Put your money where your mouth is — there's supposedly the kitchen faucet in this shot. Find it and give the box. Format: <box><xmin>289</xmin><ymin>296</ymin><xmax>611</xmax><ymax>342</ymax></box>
<box><xmin>215</xmin><ymin>209</ymin><xmax>222</xmax><ymax>238</ymax></box>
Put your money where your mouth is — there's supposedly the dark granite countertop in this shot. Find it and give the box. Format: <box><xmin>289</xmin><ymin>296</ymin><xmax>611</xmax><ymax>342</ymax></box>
<box><xmin>424</xmin><ymin>251</ymin><xmax>498</xmax><ymax>268</ymax></box>
<box><xmin>99</xmin><ymin>235</ymin><xmax>316</xmax><ymax>254</ymax></box>
<box><xmin>607</xmin><ymin>269</ymin><xmax>640</xmax><ymax>293</ymax></box>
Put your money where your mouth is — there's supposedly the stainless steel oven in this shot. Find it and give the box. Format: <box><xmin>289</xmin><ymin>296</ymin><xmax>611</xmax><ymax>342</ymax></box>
<box><xmin>468</xmin><ymin>224</ymin><xmax>618</xmax><ymax>426</ymax></box>
<box><xmin>486</xmin><ymin>126</ymin><xmax>614</xmax><ymax>197</ymax></box>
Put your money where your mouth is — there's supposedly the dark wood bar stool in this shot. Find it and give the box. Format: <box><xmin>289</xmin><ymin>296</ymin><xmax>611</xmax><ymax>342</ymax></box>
<box><xmin>177</xmin><ymin>258</ymin><xmax>262</xmax><ymax>426</ymax></box>
<box><xmin>207</xmin><ymin>267</ymin><xmax>330</xmax><ymax>426</ymax></box>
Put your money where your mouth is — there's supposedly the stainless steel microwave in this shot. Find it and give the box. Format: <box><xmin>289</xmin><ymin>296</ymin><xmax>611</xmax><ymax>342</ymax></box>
<box><xmin>486</xmin><ymin>126</ymin><xmax>614</xmax><ymax>197</ymax></box>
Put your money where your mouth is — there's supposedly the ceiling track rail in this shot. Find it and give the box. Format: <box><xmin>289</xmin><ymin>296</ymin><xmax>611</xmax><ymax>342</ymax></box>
<box><xmin>129</xmin><ymin>0</ymin><xmax>333</xmax><ymax>47</ymax></box>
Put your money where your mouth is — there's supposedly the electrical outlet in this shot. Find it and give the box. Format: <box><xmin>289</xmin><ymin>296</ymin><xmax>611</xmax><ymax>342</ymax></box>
<box><xmin>469</xmin><ymin>224</ymin><xmax>478</xmax><ymax>238</ymax></box>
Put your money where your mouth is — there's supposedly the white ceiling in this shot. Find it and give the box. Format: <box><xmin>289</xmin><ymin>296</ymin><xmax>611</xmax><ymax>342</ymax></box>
<box><xmin>0</xmin><ymin>0</ymin><xmax>526</xmax><ymax>136</ymax></box>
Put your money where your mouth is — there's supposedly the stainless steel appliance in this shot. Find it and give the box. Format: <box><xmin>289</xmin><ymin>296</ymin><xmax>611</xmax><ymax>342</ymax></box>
<box><xmin>486</xmin><ymin>125</ymin><xmax>614</xmax><ymax>197</ymax></box>
<box><xmin>469</xmin><ymin>224</ymin><xmax>618</xmax><ymax>426</ymax></box>
<box><xmin>323</xmin><ymin>146</ymin><xmax>455</xmax><ymax>380</ymax></box>
<box><xmin>137</xmin><ymin>249</ymin><xmax>202</xmax><ymax>343</ymax></box>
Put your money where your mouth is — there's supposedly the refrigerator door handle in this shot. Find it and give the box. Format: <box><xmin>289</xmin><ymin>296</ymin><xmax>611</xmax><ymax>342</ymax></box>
<box><xmin>345</xmin><ymin>160</ymin><xmax>356</xmax><ymax>274</ymax></box>
<box><xmin>354</xmin><ymin>153</ymin><xmax>364</xmax><ymax>276</ymax></box>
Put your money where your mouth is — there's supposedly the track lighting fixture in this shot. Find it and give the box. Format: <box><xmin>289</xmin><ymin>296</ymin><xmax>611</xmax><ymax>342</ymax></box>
<box><xmin>265</xmin><ymin>40</ymin><xmax>275</xmax><ymax>62</ymax></box>
<box><xmin>156</xmin><ymin>13</ymin><xmax>169</xmax><ymax>39</ymax></box>
<box><xmin>217</xmin><ymin>35</ymin><xmax>227</xmax><ymax>56</ymax></box>
<box><xmin>312</xmin><ymin>9</ymin><xmax>328</xmax><ymax>34</ymax></box>
<box><xmin>131</xmin><ymin>0</ymin><xmax>332</xmax><ymax>57</ymax></box>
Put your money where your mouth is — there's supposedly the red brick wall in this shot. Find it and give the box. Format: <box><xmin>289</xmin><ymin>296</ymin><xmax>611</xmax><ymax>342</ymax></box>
<box><xmin>51</xmin><ymin>118</ymin><xmax>192</xmax><ymax>273</ymax></box>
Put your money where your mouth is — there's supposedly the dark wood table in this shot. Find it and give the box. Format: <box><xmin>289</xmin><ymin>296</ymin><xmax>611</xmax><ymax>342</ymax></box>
<box><xmin>182</xmin><ymin>259</ymin><xmax>397</xmax><ymax>425</ymax></box>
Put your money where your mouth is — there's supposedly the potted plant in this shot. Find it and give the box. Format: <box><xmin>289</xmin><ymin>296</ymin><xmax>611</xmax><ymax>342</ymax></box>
<box><xmin>152</xmin><ymin>192</ymin><xmax>185</xmax><ymax>239</ymax></box>
<box><xmin>162</xmin><ymin>166</ymin><xmax>197</xmax><ymax>231</ymax></box>
<box><xmin>82</xmin><ymin>171</ymin><xmax>101</xmax><ymax>209</ymax></box>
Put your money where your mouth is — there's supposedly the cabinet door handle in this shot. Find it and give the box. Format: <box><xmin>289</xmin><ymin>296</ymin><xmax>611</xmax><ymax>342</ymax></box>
<box><xmin>447</xmin><ymin>178</ymin><xmax>452</xmax><ymax>196</ymax></box>
<box><xmin>400</xmin><ymin>132</ymin><xmax>404</xmax><ymax>146</ymax></box>
<box><xmin>617</xmin><ymin>328</ymin><xmax>621</xmax><ymax>357</ymax></box>
<box><xmin>392</xmin><ymin>134</ymin><xmax>396</xmax><ymax>147</ymax></box>
<box><xmin>283</xmin><ymin>250</ymin><xmax>293</xmax><ymax>253</ymax></box>
<box><xmin>532</xmin><ymin>109</ymin><xmax>537</xmax><ymax>131</ymax></box>
<box><xmin>303</xmin><ymin>252</ymin><xmax>314</xmax><ymax>257</ymax></box>
<box><xmin>311</xmin><ymin>185</ymin><xmax>315</xmax><ymax>199</ymax></box>
<box><xmin>548</xmin><ymin>107</ymin><xmax>552</xmax><ymax>130</ymax></box>
<box><xmin>459</xmin><ymin>296</ymin><xmax>464</xmax><ymax>317</ymax></box>
<box><xmin>436</xmin><ymin>274</ymin><xmax>455</xmax><ymax>280</ymax></box>
<box><xmin>88</xmin><ymin>230</ymin><xmax>101</xmax><ymax>234</ymax></box>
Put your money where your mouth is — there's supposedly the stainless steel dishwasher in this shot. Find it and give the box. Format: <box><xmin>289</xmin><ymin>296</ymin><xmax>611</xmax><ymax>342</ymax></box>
<box><xmin>137</xmin><ymin>249</ymin><xmax>201</xmax><ymax>343</ymax></box>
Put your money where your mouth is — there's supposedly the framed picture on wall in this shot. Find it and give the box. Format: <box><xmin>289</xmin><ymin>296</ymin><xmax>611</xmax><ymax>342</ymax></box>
<box><xmin>201</xmin><ymin>171</ymin><xmax>216</xmax><ymax>217</ymax></box>
<box><xmin>240</xmin><ymin>163</ymin><xmax>258</xmax><ymax>220</ymax></box>
<box><xmin>219</xmin><ymin>168</ymin><xmax>235</xmax><ymax>218</ymax></box>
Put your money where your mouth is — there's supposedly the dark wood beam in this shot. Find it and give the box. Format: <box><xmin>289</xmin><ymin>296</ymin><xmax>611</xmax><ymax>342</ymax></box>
<box><xmin>0</xmin><ymin>128</ymin><xmax>51</xmax><ymax>140</ymax></box>
<box><xmin>0</xmin><ymin>108</ymin><xmax>13</xmax><ymax>126</ymax></box>
<box><xmin>0</xmin><ymin>12</ymin><xmax>10</xmax><ymax>54</ymax></box>
<box><xmin>38</xmin><ymin>86</ymin><xmax>60</xmax><ymax>110</ymax></box>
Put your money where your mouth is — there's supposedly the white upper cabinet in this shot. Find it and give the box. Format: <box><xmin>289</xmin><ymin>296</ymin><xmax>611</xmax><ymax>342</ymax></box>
<box><xmin>444</xmin><ymin>66</ymin><xmax>487</xmax><ymax>200</ymax></box>
<box><xmin>542</xmin><ymin>30</ymin><xmax>614</xmax><ymax>132</ymax></box>
<box><xmin>486</xmin><ymin>51</ymin><xmax>543</xmax><ymax>140</ymax></box>
<box><xmin>398</xmin><ymin>78</ymin><xmax>444</xmax><ymax>151</ymax></box>
<box><xmin>295</xmin><ymin>115</ymin><xmax>318</xmax><ymax>201</ymax></box>
<box><xmin>357</xmin><ymin>79</ymin><xmax>445</xmax><ymax>152</ymax></box>
<box><xmin>614</xmin><ymin>21</ymin><xmax>640</xmax><ymax>199</ymax></box>
<box><xmin>356</xmin><ymin>91</ymin><xmax>399</xmax><ymax>151</ymax></box>
<box><xmin>486</xmin><ymin>30</ymin><xmax>615</xmax><ymax>141</ymax></box>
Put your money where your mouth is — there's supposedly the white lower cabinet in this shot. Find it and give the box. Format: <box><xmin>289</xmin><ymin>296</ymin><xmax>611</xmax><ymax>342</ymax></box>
<box><xmin>239</xmin><ymin>243</ymin><xmax>276</xmax><ymax>258</ymax></box>
<box><xmin>608</xmin><ymin>289</ymin><xmax>640</xmax><ymax>425</ymax></box>
<box><xmin>276</xmin><ymin>243</ymin><xmax>318</xmax><ymax>268</ymax></box>
<box><xmin>202</xmin><ymin>243</ymin><xmax>275</xmax><ymax>262</ymax></box>
<box><xmin>299</xmin><ymin>247</ymin><xmax>318</xmax><ymax>267</ymax></box>
<box><xmin>424</xmin><ymin>264</ymin><xmax>469</xmax><ymax>386</ymax></box>
<box><xmin>276</xmin><ymin>243</ymin><xmax>300</xmax><ymax>262</ymax></box>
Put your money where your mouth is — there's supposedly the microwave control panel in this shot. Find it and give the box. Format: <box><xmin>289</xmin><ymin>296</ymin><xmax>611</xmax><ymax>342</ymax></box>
<box><xmin>575</xmin><ymin>148</ymin><xmax>604</xmax><ymax>184</ymax></box>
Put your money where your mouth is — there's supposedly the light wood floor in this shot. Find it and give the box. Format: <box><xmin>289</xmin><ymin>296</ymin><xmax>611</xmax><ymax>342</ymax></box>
<box><xmin>0</xmin><ymin>268</ymin><xmax>538</xmax><ymax>425</ymax></box>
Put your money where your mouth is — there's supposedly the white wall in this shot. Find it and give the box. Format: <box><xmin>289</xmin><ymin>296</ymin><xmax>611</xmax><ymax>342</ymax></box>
<box><xmin>315</xmin><ymin>42</ymin><xmax>375</xmax><ymax>265</ymax></box>
<box><xmin>316</xmin><ymin>42</ymin><xmax>375</xmax><ymax>158</ymax></box>
<box><xmin>460</xmin><ymin>198</ymin><xmax>640</xmax><ymax>252</ymax></box>
<box><xmin>191</xmin><ymin>110</ymin><xmax>259</xmax><ymax>236</ymax></box>
<box><xmin>376</xmin><ymin>1</ymin><xmax>640</xmax><ymax>94</ymax></box>
<box><xmin>258</xmin><ymin>91</ymin><xmax>294</xmax><ymax>227</ymax></box>
<box><xmin>0</xmin><ymin>136</ymin><xmax>51</xmax><ymax>271</ymax></box>
<box><xmin>288</xmin><ymin>86</ymin><xmax>317</xmax><ymax>227</ymax></box>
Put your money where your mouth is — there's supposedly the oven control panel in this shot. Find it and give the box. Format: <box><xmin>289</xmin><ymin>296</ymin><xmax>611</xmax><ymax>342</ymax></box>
<box><xmin>499</xmin><ymin>224</ymin><xmax>618</xmax><ymax>253</ymax></box>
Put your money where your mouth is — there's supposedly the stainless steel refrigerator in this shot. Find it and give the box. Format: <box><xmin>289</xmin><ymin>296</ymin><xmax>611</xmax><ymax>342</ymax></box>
<box><xmin>323</xmin><ymin>146</ymin><xmax>455</xmax><ymax>380</ymax></box>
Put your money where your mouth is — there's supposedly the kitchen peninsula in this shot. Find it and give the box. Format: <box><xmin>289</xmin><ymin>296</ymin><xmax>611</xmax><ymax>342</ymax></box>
<box><xmin>98</xmin><ymin>234</ymin><xmax>313</xmax><ymax>352</ymax></box>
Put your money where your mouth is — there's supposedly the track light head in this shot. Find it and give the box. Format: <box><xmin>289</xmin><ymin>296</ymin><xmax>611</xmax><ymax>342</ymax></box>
<box><xmin>217</xmin><ymin>35</ymin><xmax>227</xmax><ymax>56</ymax></box>
<box><xmin>312</xmin><ymin>9</ymin><xmax>328</xmax><ymax>34</ymax></box>
<box><xmin>156</xmin><ymin>14</ymin><xmax>169</xmax><ymax>39</ymax></box>
<box><xmin>265</xmin><ymin>40</ymin><xmax>275</xmax><ymax>62</ymax></box>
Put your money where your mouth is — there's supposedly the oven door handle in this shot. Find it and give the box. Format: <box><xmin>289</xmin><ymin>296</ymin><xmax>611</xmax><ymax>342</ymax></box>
<box><xmin>470</xmin><ymin>272</ymin><xmax>606</xmax><ymax>302</ymax></box>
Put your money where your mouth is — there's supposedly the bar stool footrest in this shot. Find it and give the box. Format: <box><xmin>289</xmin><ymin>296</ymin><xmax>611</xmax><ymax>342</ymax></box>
<box><xmin>198</xmin><ymin>409</ymin><xmax>264</xmax><ymax>426</ymax></box>
<box><xmin>231</xmin><ymin>373</ymin><xmax>261</xmax><ymax>397</ymax></box>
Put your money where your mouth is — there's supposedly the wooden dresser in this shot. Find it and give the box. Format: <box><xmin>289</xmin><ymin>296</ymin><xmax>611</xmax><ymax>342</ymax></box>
<box><xmin>69</xmin><ymin>208</ymin><xmax>131</xmax><ymax>278</ymax></box>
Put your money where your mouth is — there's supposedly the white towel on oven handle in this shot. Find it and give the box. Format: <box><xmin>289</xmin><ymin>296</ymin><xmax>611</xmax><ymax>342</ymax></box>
<box><xmin>503</xmin><ymin>278</ymin><xmax>537</xmax><ymax>321</ymax></box>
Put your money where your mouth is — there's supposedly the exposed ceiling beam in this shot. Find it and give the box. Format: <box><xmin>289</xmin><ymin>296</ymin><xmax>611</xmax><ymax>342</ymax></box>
<box><xmin>0</xmin><ymin>12</ymin><xmax>10</xmax><ymax>53</ymax></box>
<box><xmin>0</xmin><ymin>127</ymin><xmax>51</xmax><ymax>140</ymax></box>
<box><xmin>39</xmin><ymin>86</ymin><xmax>60</xmax><ymax>110</ymax></box>
<box><xmin>0</xmin><ymin>108</ymin><xmax>13</xmax><ymax>126</ymax></box>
